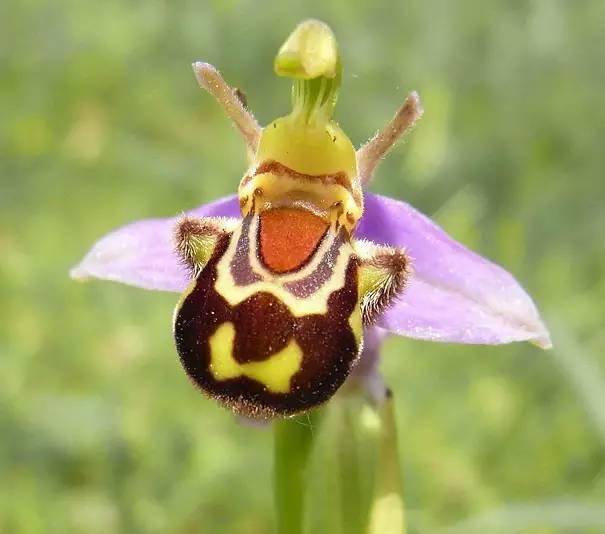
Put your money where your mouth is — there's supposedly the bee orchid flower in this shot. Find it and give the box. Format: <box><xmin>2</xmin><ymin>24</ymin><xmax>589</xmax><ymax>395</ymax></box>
<box><xmin>71</xmin><ymin>20</ymin><xmax>551</xmax><ymax>420</ymax></box>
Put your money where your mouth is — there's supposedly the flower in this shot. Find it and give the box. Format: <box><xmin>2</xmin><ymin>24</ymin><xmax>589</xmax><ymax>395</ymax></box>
<box><xmin>71</xmin><ymin>20</ymin><xmax>551</xmax><ymax>418</ymax></box>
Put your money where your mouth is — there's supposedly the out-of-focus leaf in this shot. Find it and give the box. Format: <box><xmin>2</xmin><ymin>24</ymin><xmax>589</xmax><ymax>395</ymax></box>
<box><xmin>301</xmin><ymin>391</ymin><xmax>405</xmax><ymax>534</ymax></box>
<box><xmin>366</xmin><ymin>396</ymin><xmax>405</xmax><ymax>534</ymax></box>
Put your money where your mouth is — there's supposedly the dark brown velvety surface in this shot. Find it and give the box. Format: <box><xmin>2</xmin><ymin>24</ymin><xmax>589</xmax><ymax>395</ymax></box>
<box><xmin>173</xmin><ymin>234</ymin><xmax>361</xmax><ymax>418</ymax></box>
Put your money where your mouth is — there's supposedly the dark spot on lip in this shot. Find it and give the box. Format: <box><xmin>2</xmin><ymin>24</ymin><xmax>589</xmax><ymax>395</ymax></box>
<box><xmin>232</xmin><ymin>292</ymin><xmax>294</xmax><ymax>363</ymax></box>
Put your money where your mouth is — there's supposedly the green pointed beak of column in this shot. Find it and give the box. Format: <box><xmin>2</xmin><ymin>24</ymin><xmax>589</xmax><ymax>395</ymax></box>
<box><xmin>274</xmin><ymin>19</ymin><xmax>339</xmax><ymax>80</ymax></box>
<box><xmin>256</xmin><ymin>20</ymin><xmax>356</xmax><ymax>178</ymax></box>
<box><xmin>274</xmin><ymin>19</ymin><xmax>340</xmax><ymax>126</ymax></box>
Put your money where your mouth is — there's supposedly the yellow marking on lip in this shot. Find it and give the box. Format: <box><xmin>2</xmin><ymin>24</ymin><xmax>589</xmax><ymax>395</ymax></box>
<box><xmin>208</xmin><ymin>322</ymin><xmax>303</xmax><ymax>394</ymax></box>
<box><xmin>214</xmin><ymin>218</ymin><xmax>355</xmax><ymax>316</ymax></box>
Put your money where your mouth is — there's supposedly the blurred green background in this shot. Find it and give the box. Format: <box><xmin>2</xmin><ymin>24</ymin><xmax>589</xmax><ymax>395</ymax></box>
<box><xmin>1</xmin><ymin>0</ymin><xmax>604</xmax><ymax>532</ymax></box>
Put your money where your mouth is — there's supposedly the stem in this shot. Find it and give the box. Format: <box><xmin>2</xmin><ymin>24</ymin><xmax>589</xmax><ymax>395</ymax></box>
<box><xmin>273</xmin><ymin>412</ymin><xmax>321</xmax><ymax>534</ymax></box>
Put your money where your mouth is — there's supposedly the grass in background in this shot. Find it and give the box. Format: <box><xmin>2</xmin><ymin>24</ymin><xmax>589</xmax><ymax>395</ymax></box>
<box><xmin>1</xmin><ymin>1</ymin><xmax>604</xmax><ymax>532</ymax></box>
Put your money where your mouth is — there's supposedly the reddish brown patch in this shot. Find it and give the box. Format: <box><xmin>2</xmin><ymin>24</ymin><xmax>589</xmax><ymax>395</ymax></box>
<box><xmin>259</xmin><ymin>208</ymin><xmax>328</xmax><ymax>273</ymax></box>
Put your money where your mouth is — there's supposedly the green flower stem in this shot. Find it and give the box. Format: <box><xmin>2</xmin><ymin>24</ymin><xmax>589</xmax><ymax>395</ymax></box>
<box><xmin>273</xmin><ymin>411</ymin><xmax>322</xmax><ymax>534</ymax></box>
